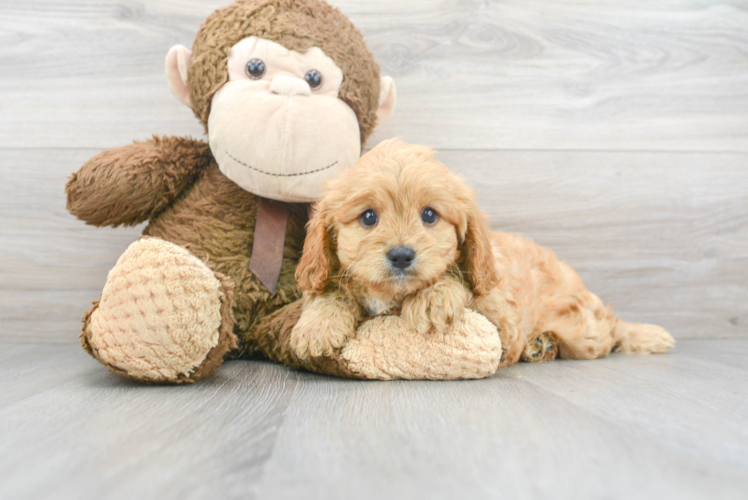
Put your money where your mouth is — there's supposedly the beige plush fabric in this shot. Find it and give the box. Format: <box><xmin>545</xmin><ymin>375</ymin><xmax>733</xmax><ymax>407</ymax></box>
<box><xmin>208</xmin><ymin>37</ymin><xmax>363</xmax><ymax>203</ymax></box>
<box><xmin>340</xmin><ymin>310</ymin><xmax>501</xmax><ymax>380</ymax></box>
<box><xmin>86</xmin><ymin>238</ymin><xmax>223</xmax><ymax>382</ymax></box>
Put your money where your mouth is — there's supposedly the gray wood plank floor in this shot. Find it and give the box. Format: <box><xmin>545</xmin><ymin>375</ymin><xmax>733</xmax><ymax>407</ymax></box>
<box><xmin>1</xmin><ymin>0</ymin><xmax>747</xmax><ymax>498</ymax></box>
<box><xmin>1</xmin><ymin>339</ymin><xmax>746</xmax><ymax>500</ymax></box>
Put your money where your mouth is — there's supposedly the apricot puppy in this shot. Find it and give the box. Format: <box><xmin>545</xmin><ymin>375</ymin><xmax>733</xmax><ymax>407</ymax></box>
<box><xmin>291</xmin><ymin>139</ymin><xmax>675</xmax><ymax>364</ymax></box>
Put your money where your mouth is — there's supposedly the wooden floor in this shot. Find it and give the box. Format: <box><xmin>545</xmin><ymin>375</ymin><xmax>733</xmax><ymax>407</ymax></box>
<box><xmin>1</xmin><ymin>0</ymin><xmax>747</xmax><ymax>498</ymax></box>
<box><xmin>1</xmin><ymin>338</ymin><xmax>746</xmax><ymax>499</ymax></box>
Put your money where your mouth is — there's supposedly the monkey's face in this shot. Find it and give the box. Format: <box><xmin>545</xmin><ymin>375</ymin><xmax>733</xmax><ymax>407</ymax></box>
<box><xmin>206</xmin><ymin>37</ymin><xmax>361</xmax><ymax>202</ymax></box>
<box><xmin>165</xmin><ymin>0</ymin><xmax>396</xmax><ymax>203</ymax></box>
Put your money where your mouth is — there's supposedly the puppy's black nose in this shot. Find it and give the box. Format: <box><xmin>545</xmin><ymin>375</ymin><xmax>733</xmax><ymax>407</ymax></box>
<box><xmin>387</xmin><ymin>246</ymin><xmax>416</xmax><ymax>270</ymax></box>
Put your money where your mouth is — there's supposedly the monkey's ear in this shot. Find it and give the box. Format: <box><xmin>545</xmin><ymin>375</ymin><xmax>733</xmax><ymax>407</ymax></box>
<box><xmin>375</xmin><ymin>76</ymin><xmax>397</xmax><ymax>129</ymax></box>
<box><xmin>165</xmin><ymin>45</ymin><xmax>192</xmax><ymax>107</ymax></box>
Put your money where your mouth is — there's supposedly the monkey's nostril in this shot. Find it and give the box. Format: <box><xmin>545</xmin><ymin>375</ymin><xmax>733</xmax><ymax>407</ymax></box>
<box><xmin>269</xmin><ymin>75</ymin><xmax>311</xmax><ymax>96</ymax></box>
<box><xmin>387</xmin><ymin>246</ymin><xmax>416</xmax><ymax>271</ymax></box>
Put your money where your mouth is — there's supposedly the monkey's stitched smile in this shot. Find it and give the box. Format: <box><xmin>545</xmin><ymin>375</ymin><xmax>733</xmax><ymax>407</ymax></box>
<box><xmin>226</xmin><ymin>151</ymin><xmax>338</xmax><ymax>177</ymax></box>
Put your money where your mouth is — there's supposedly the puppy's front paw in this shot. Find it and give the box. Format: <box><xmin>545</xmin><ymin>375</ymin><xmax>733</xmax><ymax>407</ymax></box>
<box><xmin>289</xmin><ymin>311</ymin><xmax>356</xmax><ymax>360</ymax></box>
<box><xmin>401</xmin><ymin>282</ymin><xmax>468</xmax><ymax>334</ymax></box>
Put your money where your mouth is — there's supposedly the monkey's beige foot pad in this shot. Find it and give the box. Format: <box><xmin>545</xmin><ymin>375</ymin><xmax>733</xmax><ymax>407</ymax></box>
<box><xmin>340</xmin><ymin>310</ymin><xmax>501</xmax><ymax>380</ymax></box>
<box><xmin>81</xmin><ymin>237</ymin><xmax>235</xmax><ymax>383</ymax></box>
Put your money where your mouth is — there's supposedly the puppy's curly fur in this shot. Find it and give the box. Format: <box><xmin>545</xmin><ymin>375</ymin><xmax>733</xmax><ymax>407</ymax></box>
<box><xmin>291</xmin><ymin>139</ymin><xmax>675</xmax><ymax>364</ymax></box>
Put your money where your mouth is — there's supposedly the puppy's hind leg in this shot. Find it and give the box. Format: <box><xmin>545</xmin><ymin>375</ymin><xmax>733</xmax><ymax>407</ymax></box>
<box><xmin>541</xmin><ymin>289</ymin><xmax>674</xmax><ymax>360</ymax></box>
<box><xmin>521</xmin><ymin>332</ymin><xmax>559</xmax><ymax>363</ymax></box>
<box><xmin>613</xmin><ymin>320</ymin><xmax>675</xmax><ymax>354</ymax></box>
<box><xmin>540</xmin><ymin>290</ymin><xmax>619</xmax><ymax>360</ymax></box>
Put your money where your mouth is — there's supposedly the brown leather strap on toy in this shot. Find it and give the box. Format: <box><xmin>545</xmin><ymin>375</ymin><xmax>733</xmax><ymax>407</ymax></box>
<box><xmin>249</xmin><ymin>198</ymin><xmax>291</xmax><ymax>294</ymax></box>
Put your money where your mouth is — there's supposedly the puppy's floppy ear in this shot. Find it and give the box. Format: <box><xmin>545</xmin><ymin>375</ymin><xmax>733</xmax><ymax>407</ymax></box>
<box><xmin>296</xmin><ymin>200</ymin><xmax>333</xmax><ymax>294</ymax></box>
<box><xmin>460</xmin><ymin>200</ymin><xmax>500</xmax><ymax>296</ymax></box>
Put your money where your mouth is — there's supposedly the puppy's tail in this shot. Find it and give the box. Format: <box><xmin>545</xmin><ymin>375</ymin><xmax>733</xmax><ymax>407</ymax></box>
<box><xmin>614</xmin><ymin>320</ymin><xmax>675</xmax><ymax>354</ymax></box>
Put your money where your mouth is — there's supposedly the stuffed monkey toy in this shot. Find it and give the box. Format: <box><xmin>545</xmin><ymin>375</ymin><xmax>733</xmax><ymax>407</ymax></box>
<box><xmin>66</xmin><ymin>0</ymin><xmax>503</xmax><ymax>383</ymax></box>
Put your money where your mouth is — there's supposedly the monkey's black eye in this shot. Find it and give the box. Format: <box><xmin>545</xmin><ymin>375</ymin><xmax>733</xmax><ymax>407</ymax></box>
<box><xmin>304</xmin><ymin>69</ymin><xmax>323</xmax><ymax>90</ymax></box>
<box><xmin>246</xmin><ymin>58</ymin><xmax>266</xmax><ymax>79</ymax></box>
<box><xmin>360</xmin><ymin>209</ymin><xmax>378</xmax><ymax>228</ymax></box>
<box><xmin>421</xmin><ymin>207</ymin><xmax>439</xmax><ymax>226</ymax></box>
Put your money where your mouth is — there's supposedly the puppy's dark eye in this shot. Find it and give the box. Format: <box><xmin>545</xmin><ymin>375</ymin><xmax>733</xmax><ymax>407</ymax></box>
<box><xmin>360</xmin><ymin>209</ymin><xmax>378</xmax><ymax>228</ymax></box>
<box><xmin>421</xmin><ymin>207</ymin><xmax>439</xmax><ymax>226</ymax></box>
<box><xmin>304</xmin><ymin>69</ymin><xmax>323</xmax><ymax>90</ymax></box>
<box><xmin>246</xmin><ymin>58</ymin><xmax>266</xmax><ymax>79</ymax></box>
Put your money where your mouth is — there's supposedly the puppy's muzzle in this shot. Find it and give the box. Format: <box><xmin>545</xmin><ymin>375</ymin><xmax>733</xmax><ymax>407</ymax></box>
<box><xmin>387</xmin><ymin>246</ymin><xmax>416</xmax><ymax>272</ymax></box>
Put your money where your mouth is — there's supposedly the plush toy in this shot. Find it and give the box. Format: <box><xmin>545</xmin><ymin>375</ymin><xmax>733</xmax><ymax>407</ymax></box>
<box><xmin>66</xmin><ymin>0</ymin><xmax>503</xmax><ymax>383</ymax></box>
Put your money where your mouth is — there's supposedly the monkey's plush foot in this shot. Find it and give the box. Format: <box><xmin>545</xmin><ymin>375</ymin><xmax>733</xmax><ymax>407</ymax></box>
<box><xmin>81</xmin><ymin>237</ymin><xmax>236</xmax><ymax>383</ymax></box>
<box><xmin>521</xmin><ymin>332</ymin><xmax>559</xmax><ymax>363</ymax></box>
<box><xmin>340</xmin><ymin>310</ymin><xmax>501</xmax><ymax>380</ymax></box>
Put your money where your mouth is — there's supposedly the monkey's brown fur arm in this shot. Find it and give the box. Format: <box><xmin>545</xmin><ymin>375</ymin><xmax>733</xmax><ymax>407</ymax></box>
<box><xmin>66</xmin><ymin>136</ymin><xmax>212</xmax><ymax>227</ymax></box>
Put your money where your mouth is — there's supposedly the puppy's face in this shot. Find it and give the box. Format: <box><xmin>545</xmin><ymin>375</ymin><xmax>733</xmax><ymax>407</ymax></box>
<box><xmin>332</xmin><ymin>162</ymin><xmax>460</xmax><ymax>297</ymax></box>
<box><xmin>296</xmin><ymin>140</ymin><xmax>499</xmax><ymax>299</ymax></box>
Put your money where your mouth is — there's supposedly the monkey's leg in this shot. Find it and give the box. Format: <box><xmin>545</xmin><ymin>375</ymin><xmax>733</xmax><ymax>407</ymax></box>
<box><xmin>80</xmin><ymin>237</ymin><xmax>237</xmax><ymax>383</ymax></box>
<box><xmin>249</xmin><ymin>304</ymin><xmax>502</xmax><ymax>380</ymax></box>
<box><xmin>243</xmin><ymin>301</ymin><xmax>359</xmax><ymax>377</ymax></box>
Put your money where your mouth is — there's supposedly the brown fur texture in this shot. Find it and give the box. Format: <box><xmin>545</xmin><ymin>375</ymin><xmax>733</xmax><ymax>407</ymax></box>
<box><xmin>244</xmin><ymin>300</ymin><xmax>357</xmax><ymax>376</ymax></box>
<box><xmin>66</xmin><ymin>136</ymin><xmax>213</xmax><ymax>227</ymax></box>
<box><xmin>192</xmin><ymin>270</ymin><xmax>239</xmax><ymax>380</ymax></box>
<box><xmin>189</xmin><ymin>0</ymin><xmax>381</xmax><ymax>144</ymax></box>
<box><xmin>67</xmin><ymin>0</ymin><xmax>385</xmax><ymax>383</ymax></box>
<box><xmin>291</xmin><ymin>140</ymin><xmax>675</xmax><ymax>365</ymax></box>
<box><xmin>70</xmin><ymin>142</ymin><xmax>309</xmax><ymax>376</ymax></box>
<box><xmin>141</xmin><ymin>160</ymin><xmax>308</xmax><ymax>345</ymax></box>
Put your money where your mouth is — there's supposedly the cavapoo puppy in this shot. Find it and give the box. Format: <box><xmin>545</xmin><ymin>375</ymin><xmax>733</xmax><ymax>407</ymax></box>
<box><xmin>290</xmin><ymin>139</ymin><xmax>675</xmax><ymax>364</ymax></box>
